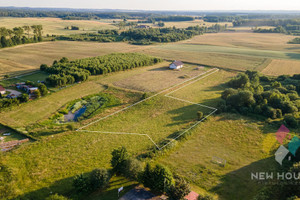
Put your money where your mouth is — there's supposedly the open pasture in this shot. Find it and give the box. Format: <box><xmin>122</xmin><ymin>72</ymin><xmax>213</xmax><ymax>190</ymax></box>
<box><xmin>0</xmin><ymin>17</ymin><xmax>116</xmax><ymax>36</ymax></box>
<box><xmin>0</xmin><ymin>58</ymin><xmax>37</xmax><ymax>78</ymax></box>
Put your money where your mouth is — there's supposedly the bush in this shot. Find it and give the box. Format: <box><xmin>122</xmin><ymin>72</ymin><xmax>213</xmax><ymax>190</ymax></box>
<box><xmin>122</xmin><ymin>158</ymin><xmax>143</xmax><ymax>180</ymax></box>
<box><xmin>197</xmin><ymin>111</ymin><xmax>204</xmax><ymax>120</ymax></box>
<box><xmin>198</xmin><ymin>194</ymin><xmax>217</xmax><ymax>200</ymax></box>
<box><xmin>90</xmin><ymin>168</ymin><xmax>111</xmax><ymax>190</ymax></box>
<box><xmin>66</xmin><ymin>124</ymin><xmax>75</xmax><ymax>131</ymax></box>
<box><xmin>45</xmin><ymin>194</ymin><xmax>68</xmax><ymax>200</ymax></box>
<box><xmin>73</xmin><ymin>174</ymin><xmax>90</xmax><ymax>193</ymax></box>
<box><xmin>111</xmin><ymin>146</ymin><xmax>129</xmax><ymax>173</ymax></box>
<box><xmin>167</xmin><ymin>176</ymin><xmax>191</xmax><ymax>200</ymax></box>
<box><xmin>284</xmin><ymin>115</ymin><xmax>298</xmax><ymax>128</ymax></box>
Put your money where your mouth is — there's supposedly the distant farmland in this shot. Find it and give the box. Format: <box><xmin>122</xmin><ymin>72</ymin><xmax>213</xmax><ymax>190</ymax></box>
<box><xmin>0</xmin><ymin>17</ymin><xmax>116</xmax><ymax>36</ymax></box>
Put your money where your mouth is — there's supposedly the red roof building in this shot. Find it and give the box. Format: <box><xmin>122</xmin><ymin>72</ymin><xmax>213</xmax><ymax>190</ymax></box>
<box><xmin>0</xmin><ymin>85</ymin><xmax>6</xmax><ymax>95</ymax></box>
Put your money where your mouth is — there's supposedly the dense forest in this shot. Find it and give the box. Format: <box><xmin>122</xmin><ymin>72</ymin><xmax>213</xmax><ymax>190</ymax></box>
<box><xmin>219</xmin><ymin>71</ymin><xmax>300</xmax><ymax>128</ymax></box>
<box><xmin>0</xmin><ymin>25</ymin><xmax>43</xmax><ymax>48</ymax></box>
<box><xmin>41</xmin><ymin>53</ymin><xmax>163</xmax><ymax>87</ymax></box>
<box><xmin>56</xmin><ymin>25</ymin><xmax>226</xmax><ymax>44</ymax></box>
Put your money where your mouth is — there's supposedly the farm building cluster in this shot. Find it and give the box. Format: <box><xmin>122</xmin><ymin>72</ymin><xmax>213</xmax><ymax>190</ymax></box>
<box><xmin>0</xmin><ymin>82</ymin><xmax>39</xmax><ymax>99</ymax></box>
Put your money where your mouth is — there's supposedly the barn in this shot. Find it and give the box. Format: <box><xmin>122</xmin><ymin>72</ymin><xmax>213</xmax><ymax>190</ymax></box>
<box><xmin>169</xmin><ymin>60</ymin><xmax>184</xmax><ymax>69</ymax></box>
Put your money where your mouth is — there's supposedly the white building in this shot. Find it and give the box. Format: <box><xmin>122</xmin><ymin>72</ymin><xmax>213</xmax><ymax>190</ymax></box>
<box><xmin>169</xmin><ymin>60</ymin><xmax>184</xmax><ymax>70</ymax></box>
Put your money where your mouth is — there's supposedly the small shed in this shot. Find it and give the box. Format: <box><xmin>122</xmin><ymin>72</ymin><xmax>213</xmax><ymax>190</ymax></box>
<box><xmin>169</xmin><ymin>60</ymin><xmax>184</xmax><ymax>70</ymax></box>
<box><xmin>0</xmin><ymin>85</ymin><xmax>6</xmax><ymax>95</ymax></box>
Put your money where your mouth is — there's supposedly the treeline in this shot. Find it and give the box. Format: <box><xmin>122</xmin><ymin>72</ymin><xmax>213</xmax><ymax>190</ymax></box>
<box><xmin>253</xmin><ymin>26</ymin><xmax>287</xmax><ymax>33</ymax></box>
<box><xmin>41</xmin><ymin>53</ymin><xmax>163</xmax><ymax>87</ymax></box>
<box><xmin>203</xmin><ymin>15</ymin><xmax>241</xmax><ymax>22</ymax></box>
<box><xmin>288</xmin><ymin>37</ymin><xmax>300</xmax><ymax>44</ymax></box>
<box><xmin>219</xmin><ymin>71</ymin><xmax>300</xmax><ymax>128</ymax></box>
<box><xmin>233</xmin><ymin>19</ymin><xmax>300</xmax><ymax>35</ymax></box>
<box><xmin>0</xmin><ymin>25</ymin><xmax>43</xmax><ymax>48</ymax></box>
<box><xmin>121</xmin><ymin>26</ymin><xmax>203</xmax><ymax>43</ymax></box>
<box><xmin>56</xmin><ymin>25</ymin><xmax>226</xmax><ymax>45</ymax></box>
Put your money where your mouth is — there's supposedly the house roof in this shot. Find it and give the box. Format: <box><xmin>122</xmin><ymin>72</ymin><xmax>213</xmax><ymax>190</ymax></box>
<box><xmin>185</xmin><ymin>191</ymin><xmax>199</xmax><ymax>200</ymax></box>
<box><xmin>0</xmin><ymin>85</ymin><xmax>5</xmax><ymax>92</ymax></box>
<box><xmin>172</xmin><ymin>60</ymin><xmax>184</xmax><ymax>66</ymax></box>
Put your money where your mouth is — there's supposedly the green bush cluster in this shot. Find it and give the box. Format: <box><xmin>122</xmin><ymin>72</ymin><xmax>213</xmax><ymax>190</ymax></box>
<box><xmin>220</xmin><ymin>70</ymin><xmax>300</xmax><ymax>127</ymax></box>
<box><xmin>41</xmin><ymin>53</ymin><xmax>163</xmax><ymax>87</ymax></box>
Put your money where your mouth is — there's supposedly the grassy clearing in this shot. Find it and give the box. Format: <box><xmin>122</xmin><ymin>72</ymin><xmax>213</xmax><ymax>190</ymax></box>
<box><xmin>0</xmin><ymin>17</ymin><xmax>116</xmax><ymax>36</ymax></box>
<box><xmin>1</xmin><ymin>131</ymin><xmax>151</xmax><ymax>199</ymax></box>
<box><xmin>0</xmin><ymin>124</ymin><xmax>27</xmax><ymax>142</ymax></box>
<box><xmin>168</xmin><ymin>70</ymin><xmax>235</xmax><ymax>107</ymax></box>
<box><xmin>85</xmin><ymin>94</ymin><xmax>212</xmax><ymax>146</ymax></box>
<box><xmin>157</xmin><ymin>113</ymin><xmax>278</xmax><ymax>200</ymax></box>
<box><xmin>16</xmin><ymin>71</ymin><xmax>49</xmax><ymax>82</ymax></box>
<box><xmin>149</xmin><ymin>70</ymin><xmax>279</xmax><ymax>199</ymax></box>
<box><xmin>262</xmin><ymin>59</ymin><xmax>300</xmax><ymax>75</ymax></box>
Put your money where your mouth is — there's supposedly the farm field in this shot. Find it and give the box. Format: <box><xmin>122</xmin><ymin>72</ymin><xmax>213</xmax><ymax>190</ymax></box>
<box><xmin>0</xmin><ymin>17</ymin><xmax>116</xmax><ymax>35</ymax></box>
<box><xmin>0</xmin><ymin>41</ymin><xmax>150</xmax><ymax>76</ymax></box>
<box><xmin>98</xmin><ymin>61</ymin><xmax>208</xmax><ymax>92</ymax></box>
<box><xmin>261</xmin><ymin>59</ymin><xmax>300</xmax><ymax>75</ymax></box>
<box><xmin>183</xmin><ymin>33</ymin><xmax>298</xmax><ymax>52</ymax></box>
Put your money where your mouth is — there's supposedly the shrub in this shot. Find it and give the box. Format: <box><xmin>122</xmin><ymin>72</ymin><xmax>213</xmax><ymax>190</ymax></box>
<box><xmin>45</xmin><ymin>194</ymin><xmax>68</xmax><ymax>200</ymax></box>
<box><xmin>198</xmin><ymin>194</ymin><xmax>217</xmax><ymax>200</ymax></box>
<box><xmin>284</xmin><ymin>115</ymin><xmax>298</xmax><ymax>128</ymax></box>
<box><xmin>73</xmin><ymin>174</ymin><xmax>90</xmax><ymax>193</ymax></box>
<box><xmin>197</xmin><ymin>111</ymin><xmax>204</xmax><ymax>120</ymax></box>
<box><xmin>221</xmin><ymin>88</ymin><xmax>237</xmax><ymax>100</ymax></box>
<box><xmin>167</xmin><ymin>176</ymin><xmax>191</xmax><ymax>200</ymax></box>
<box><xmin>111</xmin><ymin>146</ymin><xmax>129</xmax><ymax>173</ymax></box>
<box><xmin>122</xmin><ymin>158</ymin><xmax>143</xmax><ymax>180</ymax></box>
<box><xmin>90</xmin><ymin>168</ymin><xmax>111</xmax><ymax>190</ymax></box>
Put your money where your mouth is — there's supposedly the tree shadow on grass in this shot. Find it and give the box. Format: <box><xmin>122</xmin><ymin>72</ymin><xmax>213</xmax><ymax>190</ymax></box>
<box><xmin>13</xmin><ymin>173</ymin><xmax>136</xmax><ymax>200</ymax></box>
<box><xmin>209</xmin><ymin>157</ymin><xmax>277</xmax><ymax>200</ymax></box>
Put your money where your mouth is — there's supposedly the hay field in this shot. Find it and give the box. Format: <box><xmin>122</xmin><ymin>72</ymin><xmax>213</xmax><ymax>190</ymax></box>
<box><xmin>0</xmin><ymin>58</ymin><xmax>37</xmax><ymax>78</ymax></box>
<box><xmin>0</xmin><ymin>17</ymin><xmax>116</xmax><ymax>35</ymax></box>
<box><xmin>262</xmin><ymin>59</ymin><xmax>300</xmax><ymax>75</ymax></box>
<box><xmin>142</xmin><ymin>46</ymin><xmax>269</xmax><ymax>71</ymax></box>
<box><xmin>163</xmin><ymin>19</ymin><xmax>232</xmax><ymax>29</ymax></box>
<box><xmin>112</xmin><ymin>62</ymin><xmax>207</xmax><ymax>92</ymax></box>
<box><xmin>183</xmin><ymin>32</ymin><xmax>298</xmax><ymax>52</ymax></box>
<box><xmin>0</xmin><ymin>41</ymin><xmax>150</xmax><ymax>73</ymax></box>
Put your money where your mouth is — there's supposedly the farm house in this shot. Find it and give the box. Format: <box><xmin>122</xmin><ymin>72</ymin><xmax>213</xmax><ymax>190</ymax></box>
<box><xmin>169</xmin><ymin>60</ymin><xmax>184</xmax><ymax>70</ymax></box>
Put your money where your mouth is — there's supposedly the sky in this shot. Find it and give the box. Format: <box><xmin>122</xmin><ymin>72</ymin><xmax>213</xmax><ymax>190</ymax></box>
<box><xmin>0</xmin><ymin>0</ymin><xmax>300</xmax><ymax>11</ymax></box>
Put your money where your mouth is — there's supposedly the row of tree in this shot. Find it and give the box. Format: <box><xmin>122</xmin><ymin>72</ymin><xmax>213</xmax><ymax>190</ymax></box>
<box><xmin>219</xmin><ymin>70</ymin><xmax>300</xmax><ymax>128</ymax></box>
<box><xmin>0</xmin><ymin>25</ymin><xmax>43</xmax><ymax>48</ymax></box>
<box><xmin>41</xmin><ymin>53</ymin><xmax>163</xmax><ymax>87</ymax></box>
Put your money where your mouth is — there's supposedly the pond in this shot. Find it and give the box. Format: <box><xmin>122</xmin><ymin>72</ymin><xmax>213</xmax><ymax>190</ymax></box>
<box><xmin>64</xmin><ymin>106</ymin><xmax>87</xmax><ymax>122</ymax></box>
